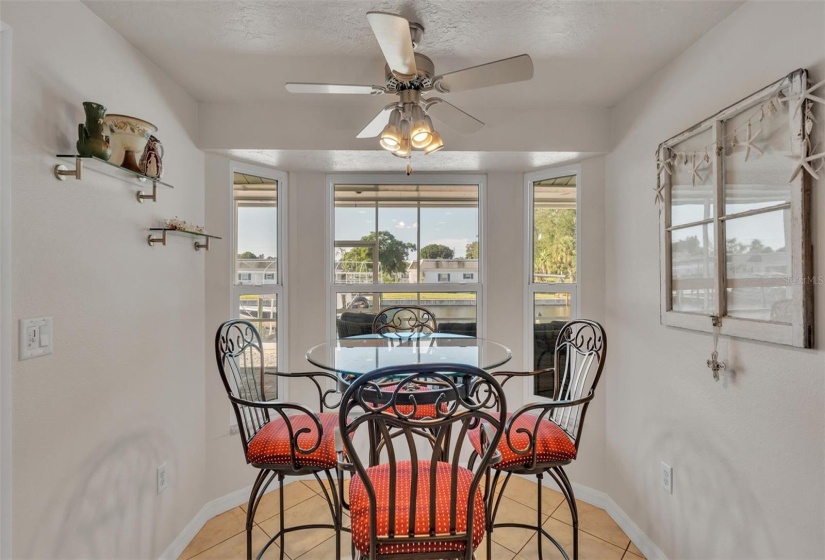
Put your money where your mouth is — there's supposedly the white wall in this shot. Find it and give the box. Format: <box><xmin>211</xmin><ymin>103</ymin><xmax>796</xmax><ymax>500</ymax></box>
<box><xmin>0</xmin><ymin>19</ymin><xmax>13</xmax><ymax>560</ymax></box>
<box><xmin>2</xmin><ymin>2</ymin><xmax>206</xmax><ymax>557</ymax></box>
<box><xmin>571</xmin><ymin>156</ymin><xmax>607</xmax><ymax>489</ymax></box>
<box><xmin>605</xmin><ymin>2</ymin><xmax>825</xmax><ymax>558</ymax></box>
<box><xmin>199</xmin><ymin>103</ymin><xmax>612</xmax><ymax>154</ymax></box>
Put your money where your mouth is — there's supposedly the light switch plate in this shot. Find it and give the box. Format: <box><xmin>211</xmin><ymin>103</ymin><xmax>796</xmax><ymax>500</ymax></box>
<box><xmin>19</xmin><ymin>317</ymin><xmax>53</xmax><ymax>360</ymax></box>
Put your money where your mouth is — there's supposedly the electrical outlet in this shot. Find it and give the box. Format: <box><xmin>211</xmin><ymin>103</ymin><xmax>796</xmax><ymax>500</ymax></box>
<box><xmin>157</xmin><ymin>463</ymin><xmax>168</xmax><ymax>494</ymax></box>
<box><xmin>661</xmin><ymin>461</ymin><xmax>673</xmax><ymax>494</ymax></box>
<box><xmin>19</xmin><ymin>317</ymin><xmax>53</xmax><ymax>360</ymax></box>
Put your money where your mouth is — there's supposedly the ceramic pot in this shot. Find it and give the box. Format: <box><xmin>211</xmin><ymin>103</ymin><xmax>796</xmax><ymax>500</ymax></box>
<box><xmin>76</xmin><ymin>102</ymin><xmax>112</xmax><ymax>160</ymax></box>
<box><xmin>104</xmin><ymin>114</ymin><xmax>158</xmax><ymax>172</ymax></box>
<box><xmin>139</xmin><ymin>135</ymin><xmax>164</xmax><ymax>179</ymax></box>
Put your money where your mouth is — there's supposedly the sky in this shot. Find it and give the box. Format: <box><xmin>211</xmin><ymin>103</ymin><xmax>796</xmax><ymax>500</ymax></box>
<box><xmin>335</xmin><ymin>206</ymin><xmax>478</xmax><ymax>259</ymax></box>
<box><xmin>237</xmin><ymin>207</ymin><xmax>278</xmax><ymax>258</ymax></box>
<box><xmin>238</xmin><ymin>205</ymin><xmax>479</xmax><ymax>260</ymax></box>
<box><xmin>239</xmin><ymin>198</ymin><xmax>784</xmax><ymax>270</ymax></box>
<box><xmin>672</xmin><ymin>201</ymin><xmax>788</xmax><ymax>251</ymax></box>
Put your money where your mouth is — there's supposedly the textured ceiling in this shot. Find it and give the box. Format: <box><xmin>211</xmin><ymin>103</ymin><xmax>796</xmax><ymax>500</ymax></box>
<box><xmin>215</xmin><ymin>149</ymin><xmax>592</xmax><ymax>172</ymax></box>
<box><xmin>84</xmin><ymin>0</ymin><xmax>743</xmax><ymax>108</ymax></box>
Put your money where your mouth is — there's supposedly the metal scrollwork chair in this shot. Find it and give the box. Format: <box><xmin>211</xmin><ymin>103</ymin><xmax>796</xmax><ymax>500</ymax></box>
<box><xmin>215</xmin><ymin>319</ymin><xmax>344</xmax><ymax>560</ymax></box>
<box><xmin>337</xmin><ymin>311</ymin><xmax>377</xmax><ymax>338</ymax></box>
<box><xmin>467</xmin><ymin>319</ymin><xmax>606</xmax><ymax>560</ymax></box>
<box><xmin>337</xmin><ymin>363</ymin><xmax>506</xmax><ymax>560</ymax></box>
<box><xmin>372</xmin><ymin>305</ymin><xmax>437</xmax><ymax>335</ymax></box>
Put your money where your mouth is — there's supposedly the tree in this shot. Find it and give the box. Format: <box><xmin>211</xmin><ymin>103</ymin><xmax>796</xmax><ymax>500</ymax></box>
<box><xmin>341</xmin><ymin>231</ymin><xmax>415</xmax><ymax>282</ymax></box>
<box><xmin>465</xmin><ymin>241</ymin><xmax>478</xmax><ymax>259</ymax></box>
<box><xmin>673</xmin><ymin>235</ymin><xmax>702</xmax><ymax>256</ymax></box>
<box><xmin>748</xmin><ymin>239</ymin><xmax>772</xmax><ymax>254</ymax></box>
<box><xmin>238</xmin><ymin>251</ymin><xmax>260</xmax><ymax>259</ymax></box>
<box><xmin>726</xmin><ymin>238</ymin><xmax>745</xmax><ymax>255</ymax></box>
<box><xmin>533</xmin><ymin>208</ymin><xmax>576</xmax><ymax>281</ymax></box>
<box><xmin>420</xmin><ymin>243</ymin><xmax>454</xmax><ymax>259</ymax></box>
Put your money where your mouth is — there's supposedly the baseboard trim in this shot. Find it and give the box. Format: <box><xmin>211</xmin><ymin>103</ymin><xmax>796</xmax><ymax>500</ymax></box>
<box><xmin>535</xmin><ymin>475</ymin><xmax>668</xmax><ymax>560</ymax></box>
<box><xmin>158</xmin><ymin>485</ymin><xmax>251</xmax><ymax>560</ymax></box>
<box><xmin>158</xmin><ymin>474</ymin><xmax>318</xmax><ymax>560</ymax></box>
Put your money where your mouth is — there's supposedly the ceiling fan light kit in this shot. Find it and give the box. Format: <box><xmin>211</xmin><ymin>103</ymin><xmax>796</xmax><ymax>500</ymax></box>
<box><xmin>423</xmin><ymin>131</ymin><xmax>444</xmax><ymax>155</ymax></box>
<box><xmin>379</xmin><ymin>108</ymin><xmax>403</xmax><ymax>151</ymax></box>
<box><xmin>285</xmin><ymin>11</ymin><xmax>534</xmax><ymax>172</ymax></box>
<box><xmin>393</xmin><ymin>120</ymin><xmax>412</xmax><ymax>158</ymax></box>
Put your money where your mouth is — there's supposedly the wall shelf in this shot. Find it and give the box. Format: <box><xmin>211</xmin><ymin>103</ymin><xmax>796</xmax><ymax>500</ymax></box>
<box><xmin>54</xmin><ymin>155</ymin><xmax>174</xmax><ymax>203</ymax></box>
<box><xmin>148</xmin><ymin>228</ymin><xmax>221</xmax><ymax>251</ymax></box>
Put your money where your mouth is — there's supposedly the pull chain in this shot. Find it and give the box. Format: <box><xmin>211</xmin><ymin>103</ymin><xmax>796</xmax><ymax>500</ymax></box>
<box><xmin>706</xmin><ymin>315</ymin><xmax>726</xmax><ymax>381</ymax></box>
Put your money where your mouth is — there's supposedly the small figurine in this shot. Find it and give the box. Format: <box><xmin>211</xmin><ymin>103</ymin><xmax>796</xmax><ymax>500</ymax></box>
<box><xmin>140</xmin><ymin>135</ymin><xmax>164</xmax><ymax>179</ymax></box>
<box><xmin>76</xmin><ymin>102</ymin><xmax>112</xmax><ymax>160</ymax></box>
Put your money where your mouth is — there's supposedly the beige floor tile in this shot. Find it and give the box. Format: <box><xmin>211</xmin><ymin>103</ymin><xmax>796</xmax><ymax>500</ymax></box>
<box><xmin>188</xmin><ymin>526</ymin><xmax>285</xmax><ymax>559</ymax></box>
<box><xmin>241</xmin><ymin>480</ymin><xmax>321</xmax><ymax>524</ymax></box>
<box><xmin>499</xmin><ymin>476</ymin><xmax>565</xmax><ymax>514</ymax></box>
<box><xmin>298</xmin><ymin>478</ymin><xmax>350</xmax><ymax>528</ymax></box>
<box><xmin>294</xmin><ymin>531</ymin><xmax>353</xmax><ymax>560</ymax></box>
<box><xmin>475</xmin><ymin>537</ymin><xmax>530</xmax><ymax>560</ymax></box>
<box><xmin>623</xmin><ymin>551</ymin><xmax>644</xmax><ymax>560</ymax></box>
<box><xmin>179</xmin><ymin>507</ymin><xmax>247</xmax><ymax>559</ymax></box>
<box><xmin>258</xmin><ymin>494</ymin><xmax>337</xmax><ymax>559</ymax></box>
<box><xmin>550</xmin><ymin>498</ymin><xmax>630</xmax><ymax>549</ymax></box>
<box><xmin>519</xmin><ymin>517</ymin><xmax>625</xmax><ymax>560</ymax></box>
<box><xmin>305</xmin><ymin>475</ymin><xmax>350</xmax><ymax>499</ymax></box>
<box><xmin>484</xmin><ymin>472</ymin><xmax>507</xmax><ymax>492</ymax></box>
<box><xmin>489</xmin><ymin>496</ymin><xmax>549</xmax><ymax>554</ymax></box>
<box><xmin>628</xmin><ymin>541</ymin><xmax>645</xmax><ymax>558</ymax></box>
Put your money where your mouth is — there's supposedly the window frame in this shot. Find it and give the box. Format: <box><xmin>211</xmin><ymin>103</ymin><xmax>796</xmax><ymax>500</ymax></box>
<box><xmin>659</xmin><ymin>70</ymin><xmax>813</xmax><ymax>348</ymax></box>
<box><xmin>523</xmin><ymin>164</ymin><xmax>581</xmax><ymax>403</ymax></box>
<box><xmin>326</xmin><ymin>173</ymin><xmax>487</xmax><ymax>340</ymax></box>
<box><xmin>230</xmin><ymin>160</ymin><xmax>289</xmax><ymax>400</ymax></box>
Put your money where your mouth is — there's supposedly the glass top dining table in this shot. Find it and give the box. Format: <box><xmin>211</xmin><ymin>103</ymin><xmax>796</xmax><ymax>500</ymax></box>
<box><xmin>305</xmin><ymin>333</ymin><xmax>512</xmax><ymax>377</ymax></box>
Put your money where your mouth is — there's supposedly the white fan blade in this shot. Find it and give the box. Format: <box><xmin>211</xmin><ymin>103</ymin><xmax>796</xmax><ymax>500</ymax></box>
<box><xmin>366</xmin><ymin>12</ymin><xmax>417</xmax><ymax>81</ymax></box>
<box><xmin>427</xmin><ymin>100</ymin><xmax>484</xmax><ymax>135</ymax></box>
<box><xmin>357</xmin><ymin>106</ymin><xmax>394</xmax><ymax>138</ymax></box>
<box><xmin>435</xmin><ymin>54</ymin><xmax>533</xmax><ymax>93</ymax></box>
<box><xmin>286</xmin><ymin>83</ymin><xmax>384</xmax><ymax>95</ymax></box>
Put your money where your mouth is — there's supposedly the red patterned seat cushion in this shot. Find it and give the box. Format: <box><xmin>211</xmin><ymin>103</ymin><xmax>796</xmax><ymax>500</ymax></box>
<box><xmin>246</xmin><ymin>412</ymin><xmax>338</xmax><ymax>469</ymax></box>
<box><xmin>349</xmin><ymin>460</ymin><xmax>485</xmax><ymax>556</ymax></box>
<box><xmin>468</xmin><ymin>413</ymin><xmax>577</xmax><ymax>470</ymax></box>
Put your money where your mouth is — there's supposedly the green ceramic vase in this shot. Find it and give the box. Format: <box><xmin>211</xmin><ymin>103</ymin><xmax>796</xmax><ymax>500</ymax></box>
<box><xmin>76</xmin><ymin>102</ymin><xmax>112</xmax><ymax>160</ymax></box>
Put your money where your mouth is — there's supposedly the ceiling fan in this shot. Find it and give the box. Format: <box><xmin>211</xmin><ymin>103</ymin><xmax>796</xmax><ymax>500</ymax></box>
<box><xmin>285</xmin><ymin>11</ymin><xmax>533</xmax><ymax>173</ymax></box>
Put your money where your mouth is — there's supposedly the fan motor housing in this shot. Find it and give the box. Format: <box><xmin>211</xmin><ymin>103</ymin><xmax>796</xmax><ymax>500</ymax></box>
<box><xmin>385</xmin><ymin>53</ymin><xmax>435</xmax><ymax>92</ymax></box>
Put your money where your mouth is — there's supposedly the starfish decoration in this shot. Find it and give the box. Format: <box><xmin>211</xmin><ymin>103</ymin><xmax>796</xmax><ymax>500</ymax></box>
<box><xmin>656</xmin><ymin>154</ymin><xmax>673</xmax><ymax>182</ymax></box>
<box><xmin>787</xmin><ymin>78</ymin><xmax>825</xmax><ymax>118</ymax></box>
<box><xmin>691</xmin><ymin>154</ymin><xmax>706</xmax><ymax>186</ymax></box>
<box><xmin>653</xmin><ymin>182</ymin><xmax>665</xmax><ymax>205</ymax></box>
<box><xmin>788</xmin><ymin>140</ymin><xmax>825</xmax><ymax>181</ymax></box>
<box><xmin>741</xmin><ymin>122</ymin><xmax>763</xmax><ymax>161</ymax></box>
<box><xmin>653</xmin><ymin>150</ymin><xmax>668</xmax><ymax>205</ymax></box>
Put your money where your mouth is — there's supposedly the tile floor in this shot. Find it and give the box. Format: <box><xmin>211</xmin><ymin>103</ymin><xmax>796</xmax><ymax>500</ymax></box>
<box><xmin>180</xmin><ymin>476</ymin><xmax>646</xmax><ymax>559</ymax></box>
